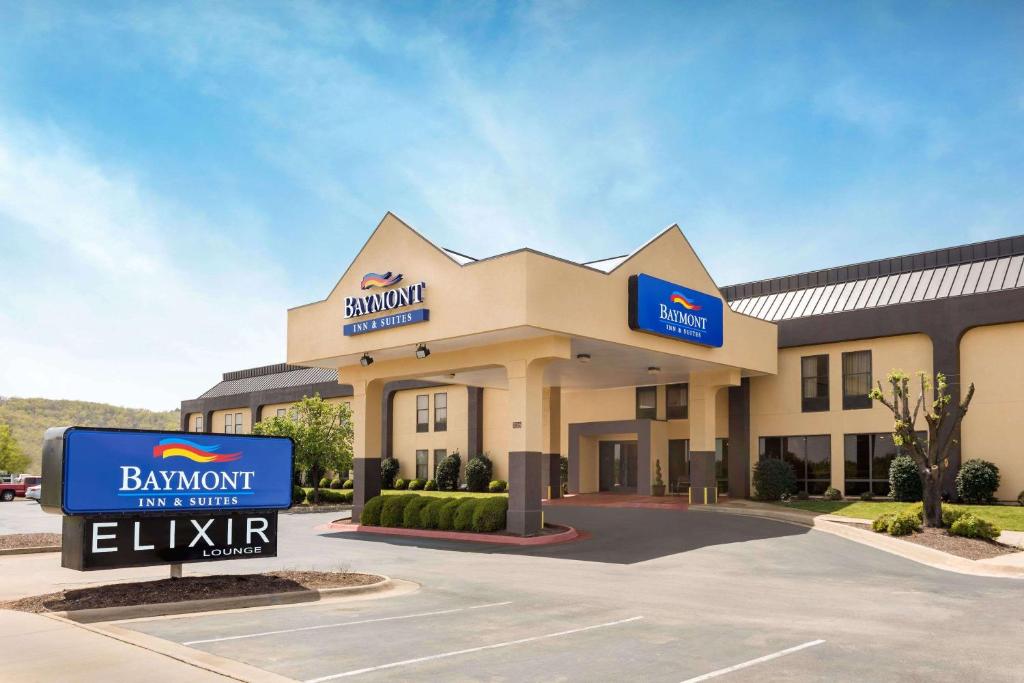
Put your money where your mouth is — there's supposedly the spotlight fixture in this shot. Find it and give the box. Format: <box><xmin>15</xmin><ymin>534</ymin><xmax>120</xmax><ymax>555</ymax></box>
<box><xmin>647</xmin><ymin>366</ymin><xmax>661</xmax><ymax>375</ymax></box>
<box><xmin>360</xmin><ymin>353</ymin><xmax>374</xmax><ymax>367</ymax></box>
<box><xmin>416</xmin><ymin>343</ymin><xmax>431</xmax><ymax>359</ymax></box>
<box><xmin>576</xmin><ymin>353</ymin><xmax>591</xmax><ymax>363</ymax></box>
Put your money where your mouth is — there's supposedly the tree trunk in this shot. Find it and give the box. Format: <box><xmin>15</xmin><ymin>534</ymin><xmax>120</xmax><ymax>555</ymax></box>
<box><xmin>922</xmin><ymin>472</ymin><xmax>943</xmax><ymax>528</ymax></box>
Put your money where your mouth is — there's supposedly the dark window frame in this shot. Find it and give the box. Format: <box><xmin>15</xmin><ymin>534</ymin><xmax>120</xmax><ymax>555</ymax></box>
<box><xmin>194</xmin><ymin>416</ymin><xmax>204</xmax><ymax>433</ymax></box>
<box><xmin>759</xmin><ymin>434</ymin><xmax>832</xmax><ymax>495</ymax></box>
<box><xmin>415</xmin><ymin>450</ymin><xmax>429</xmax><ymax>480</ymax></box>
<box><xmin>433</xmin><ymin>449</ymin><xmax>447</xmax><ymax>480</ymax></box>
<box><xmin>841</xmin><ymin>350</ymin><xmax>872</xmax><ymax>410</ymax></box>
<box><xmin>635</xmin><ymin>386</ymin><xmax>657</xmax><ymax>420</ymax></box>
<box><xmin>434</xmin><ymin>392</ymin><xmax>447</xmax><ymax>432</ymax></box>
<box><xmin>224</xmin><ymin>414</ymin><xmax>233</xmax><ymax>434</ymax></box>
<box><xmin>416</xmin><ymin>394</ymin><xmax>429</xmax><ymax>433</ymax></box>
<box><xmin>666</xmin><ymin>383</ymin><xmax>688</xmax><ymax>420</ymax></box>
<box><xmin>801</xmin><ymin>354</ymin><xmax>830</xmax><ymax>412</ymax></box>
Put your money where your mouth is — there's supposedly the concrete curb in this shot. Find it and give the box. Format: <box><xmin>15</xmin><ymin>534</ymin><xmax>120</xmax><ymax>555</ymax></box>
<box><xmin>54</xmin><ymin>575</ymin><xmax>395</xmax><ymax>623</ymax></box>
<box><xmin>322</xmin><ymin>521</ymin><xmax>581</xmax><ymax>546</ymax></box>
<box><xmin>694</xmin><ymin>504</ymin><xmax>1024</xmax><ymax>580</ymax></box>
<box><xmin>284</xmin><ymin>504</ymin><xmax>352</xmax><ymax>514</ymax></box>
<box><xmin>0</xmin><ymin>546</ymin><xmax>60</xmax><ymax>556</ymax></box>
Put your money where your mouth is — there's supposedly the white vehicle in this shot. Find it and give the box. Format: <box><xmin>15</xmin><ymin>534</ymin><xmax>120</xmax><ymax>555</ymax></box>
<box><xmin>25</xmin><ymin>484</ymin><xmax>41</xmax><ymax>501</ymax></box>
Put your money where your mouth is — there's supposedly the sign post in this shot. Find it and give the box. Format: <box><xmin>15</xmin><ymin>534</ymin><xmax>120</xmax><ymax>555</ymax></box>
<box><xmin>42</xmin><ymin>427</ymin><xmax>293</xmax><ymax>572</ymax></box>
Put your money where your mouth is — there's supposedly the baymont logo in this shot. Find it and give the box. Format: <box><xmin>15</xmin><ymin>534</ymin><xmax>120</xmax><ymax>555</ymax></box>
<box><xmin>670</xmin><ymin>291</ymin><xmax>702</xmax><ymax>311</ymax></box>
<box><xmin>153</xmin><ymin>438</ymin><xmax>242</xmax><ymax>464</ymax></box>
<box><xmin>360</xmin><ymin>271</ymin><xmax>403</xmax><ymax>289</ymax></box>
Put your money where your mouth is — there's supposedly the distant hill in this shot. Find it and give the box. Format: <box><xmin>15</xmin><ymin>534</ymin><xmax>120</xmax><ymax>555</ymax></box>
<box><xmin>0</xmin><ymin>397</ymin><xmax>180</xmax><ymax>474</ymax></box>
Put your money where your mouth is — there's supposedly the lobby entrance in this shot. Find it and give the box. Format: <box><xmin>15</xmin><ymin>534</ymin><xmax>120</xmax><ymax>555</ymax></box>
<box><xmin>598</xmin><ymin>441</ymin><xmax>638</xmax><ymax>493</ymax></box>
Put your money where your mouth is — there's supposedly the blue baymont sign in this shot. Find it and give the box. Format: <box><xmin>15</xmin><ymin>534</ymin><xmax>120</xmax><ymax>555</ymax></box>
<box><xmin>342</xmin><ymin>271</ymin><xmax>429</xmax><ymax>336</ymax></box>
<box><xmin>628</xmin><ymin>273</ymin><xmax>724</xmax><ymax>347</ymax></box>
<box><xmin>46</xmin><ymin>428</ymin><xmax>294</xmax><ymax>515</ymax></box>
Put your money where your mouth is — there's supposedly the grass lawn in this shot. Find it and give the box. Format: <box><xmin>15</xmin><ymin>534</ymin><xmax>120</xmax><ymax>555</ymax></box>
<box><xmin>381</xmin><ymin>489</ymin><xmax>507</xmax><ymax>498</ymax></box>
<box><xmin>774</xmin><ymin>500</ymin><xmax>1024</xmax><ymax>531</ymax></box>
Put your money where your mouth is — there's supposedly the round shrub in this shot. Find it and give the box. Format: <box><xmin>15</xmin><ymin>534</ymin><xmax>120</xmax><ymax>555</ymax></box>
<box><xmin>949</xmin><ymin>512</ymin><xmax>1001</xmax><ymax>540</ymax></box>
<box><xmin>1018</xmin><ymin>490</ymin><xmax>1024</xmax><ymax>507</ymax></box>
<box><xmin>339</xmin><ymin>490</ymin><xmax>354</xmax><ymax>504</ymax></box>
<box><xmin>381</xmin><ymin>494</ymin><xmax>419</xmax><ymax>527</ymax></box>
<box><xmin>316</xmin><ymin>489</ymin><xmax>341</xmax><ymax>504</ymax></box>
<box><xmin>453</xmin><ymin>499</ymin><xmax>481</xmax><ymax>531</ymax></box>
<box><xmin>466</xmin><ymin>454</ymin><xmax>493</xmax><ymax>492</ymax></box>
<box><xmin>408</xmin><ymin>479</ymin><xmax>424</xmax><ymax>491</ymax></box>
<box><xmin>956</xmin><ymin>459</ymin><xmax>1000</xmax><ymax>504</ymax></box>
<box><xmin>424</xmin><ymin>479</ymin><xmax>438</xmax><ymax>491</ymax></box>
<box><xmin>380</xmin><ymin>457</ymin><xmax>400</xmax><ymax>489</ymax></box>
<box><xmin>330</xmin><ymin>478</ymin><xmax>343</xmax><ymax>490</ymax></box>
<box><xmin>942</xmin><ymin>506</ymin><xmax>967</xmax><ymax>527</ymax></box>
<box><xmin>472</xmin><ymin>497</ymin><xmax>508</xmax><ymax>532</ymax></box>
<box><xmin>318</xmin><ymin>477</ymin><xmax>332</xmax><ymax>489</ymax></box>
<box><xmin>872</xmin><ymin>513</ymin><xmax>896</xmax><ymax>533</ymax></box>
<box><xmin>436</xmin><ymin>453</ymin><xmax>461</xmax><ymax>491</ymax></box>
<box><xmin>342</xmin><ymin>479</ymin><xmax>354</xmax><ymax>489</ymax></box>
<box><xmin>437</xmin><ymin>498</ymin><xmax>462</xmax><ymax>530</ymax></box>
<box><xmin>488</xmin><ymin>480</ymin><xmax>507</xmax><ymax>493</ymax></box>
<box><xmin>393</xmin><ymin>478</ymin><xmax>407</xmax><ymax>490</ymax></box>
<box><xmin>752</xmin><ymin>458</ymin><xmax>797</xmax><ymax>501</ymax></box>
<box><xmin>403</xmin><ymin>496</ymin><xmax>430</xmax><ymax>528</ymax></box>
<box><xmin>823</xmin><ymin>487</ymin><xmax>842</xmax><ymax>501</ymax></box>
<box><xmin>859</xmin><ymin>490</ymin><xmax>875</xmax><ymax>501</ymax></box>
<box><xmin>888</xmin><ymin>455</ymin><xmax>922</xmax><ymax>502</ymax></box>
<box><xmin>419</xmin><ymin>498</ymin><xmax>446</xmax><ymax>529</ymax></box>
<box><xmin>360</xmin><ymin>496</ymin><xmax>385</xmax><ymax>526</ymax></box>
<box><xmin>887</xmin><ymin>511</ymin><xmax>921</xmax><ymax>536</ymax></box>
<box><xmin>292</xmin><ymin>485</ymin><xmax>306</xmax><ymax>505</ymax></box>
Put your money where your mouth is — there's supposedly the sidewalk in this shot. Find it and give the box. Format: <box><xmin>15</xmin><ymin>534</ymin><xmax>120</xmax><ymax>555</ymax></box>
<box><xmin>0</xmin><ymin>551</ymin><xmax>179</xmax><ymax>601</ymax></box>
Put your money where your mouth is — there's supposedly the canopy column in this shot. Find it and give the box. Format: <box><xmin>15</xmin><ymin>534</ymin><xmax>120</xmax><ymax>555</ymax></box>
<box><xmin>349</xmin><ymin>378</ymin><xmax>384</xmax><ymax>522</ymax></box>
<box><xmin>687</xmin><ymin>369</ymin><xmax>740</xmax><ymax>504</ymax></box>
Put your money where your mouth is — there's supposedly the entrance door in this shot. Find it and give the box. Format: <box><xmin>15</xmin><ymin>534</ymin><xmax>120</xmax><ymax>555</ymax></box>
<box><xmin>599</xmin><ymin>441</ymin><xmax>638</xmax><ymax>493</ymax></box>
<box><xmin>669</xmin><ymin>439</ymin><xmax>689</xmax><ymax>494</ymax></box>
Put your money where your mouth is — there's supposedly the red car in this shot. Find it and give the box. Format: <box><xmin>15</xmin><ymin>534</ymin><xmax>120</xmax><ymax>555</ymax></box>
<box><xmin>0</xmin><ymin>476</ymin><xmax>41</xmax><ymax>502</ymax></box>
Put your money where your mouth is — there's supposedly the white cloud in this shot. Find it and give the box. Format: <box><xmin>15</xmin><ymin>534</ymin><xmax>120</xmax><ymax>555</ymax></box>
<box><xmin>0</xmin><ymin>117</ymin><xmax>291</xmax><ymax>410</ymax></box>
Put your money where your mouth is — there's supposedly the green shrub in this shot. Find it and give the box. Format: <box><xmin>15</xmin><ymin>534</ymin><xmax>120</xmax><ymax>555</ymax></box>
<box><xmin>453</xmin><ymin>499</ymin><xmax>481</xmax><ymax>531</ymax></box>
<box><xmin>342</xmin><ymin>479</ymin><xmax>353</xmax><ymax>489</ymax></box>
<box><xmin>795</xmin><ymin>490</ymin><xmax>810</xmax><ymax>501</ymax></box>
<box><xmin>949</xmin><ymin>513</ymin><xmax>1001</xmax><ymax>540</ymax></box>
<box><xmin>859</xmin><ymin>490</ymin><xmax>875</xmax><ymax>501</ymax></box>
<box><xmin>437</xmin><ymin>498</ymin><xmax>462</xmax><ymax>530</ymax></box>
<box><xmin>292</xmin><ymin>485</ymin><xmax>306</xmax><ymax>505</ymax></box>
<box><xmin>472</xmin><ymin>497</ymin><xmax>508</xmax><ymax>532</ymax></box>
<box><xmin>380</xmin><ymin>457</ymin><xmax>400</xmax><ymax>488</ymax></box>
<box><xmin>419</xmin><ymin>498</ymin><xmax>446</xmax><ymax>529</ymax></box>
<box><xmin>488</xmin><ymin>479</ymin><xmax>507</xmax><ymax>493</ymax></box>
<box><xmin>393</xmin><ymin>478</ymin><xmax>408</xmax><ymax>490</ymax></box>
<box><xmin>403</xmin><ymin>496</ymin><xmax>431</xmax><ymax>528</ymax></box>
<box><xmin>360</xmin><ymin>496</ymin><xmax>385</xmax><ymax>526</ymax></box>
<box><xmin>424</xmin><ymin>479</ymin><xmax>438</xmax><ymax>491</ymax></box>
<box><xmin>942</xmin><ymin>506</ymin><xmax>968</xmax><ymax>527</ymax></box>
<box><xmin>408</xmin><ymin>479</ymin><xmax>424</xmax><ymax>490</ymax></box>
<box><xmin>752</xmin><ymin>458</ymin><xmax>797</xmax><ymax>501</ymax></box>
<box><xmin>906</xmin><ymin>502</ymin><xmax>924</xmax><ymax>521</ymax></box>
<box><xmin>317</xmin><ymin>489</ymin><xmax>342</xmax><ymax>504</ymax></box>
<box><xmin>436</xmin><ymin>453</ymin><xmax>461</xmax><ymax>491</ymax></box>
<box><xmin>381</xmin><ymin>494</ymin><xmax>419</xmax><ymax>527</ymax></box>
<box><xmin>318</xmin><ymin>477</ymin><xmax>332</xmax><ymax>489</ymax></box>
<box><xmin>888</xmin><ymin>455</ymin><xmax>923</xmax><ymax>502</ymax></box>
<box><xmin>887</xmin><ymin>511</ymin><xmax>921</xmax><ymax>536</ymax></box>
<box><xmin>466</xmin><ymin>454</ymin><xmax>493</xmax><ymax>492</ymax></box>
<box><xmin>340</xmin><ymin>490</ymin><xmax>353</xmax><ymax>504</ymax></box>
<box><xmin>329</xmin><ymin>478</ymin><xmax>342</xmax><ymax>489</ymax></box>
<box><xmin>1018</xmin><ymin>490</ymin><xmax>1024</xmax><ymax>507</ymax></box>
<box><xmin>823</xmin><ymin>487</ymin><xmax>842</xmax><ymax>501</ymax></box>
<box><xmin>956</xmin><ymin>459</ymin><xmax>1000</xmax><ymax>504</ymax></box>
<box><xmin>872</xmin><ymin>513</ymin><xmax>896</xmax><ymax>533</ymax></box>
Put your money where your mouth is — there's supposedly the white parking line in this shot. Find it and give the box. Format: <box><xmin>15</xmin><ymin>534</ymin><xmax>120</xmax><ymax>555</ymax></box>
<box><xmin>182</xmin><ymin>601</ymin><xmax>513</xmax><ymax>645</ymax></box>
<box><xmin>680</xmin><ymin>639</ymin><xmax>826</xmax><ymax>682</ymax></box>
<box><xmin>304</xmin><ymin>616</ymin><xmax>645</xmax><ymax>682</ymax></box>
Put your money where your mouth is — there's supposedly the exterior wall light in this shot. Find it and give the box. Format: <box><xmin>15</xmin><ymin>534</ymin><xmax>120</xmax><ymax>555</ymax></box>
<box><xmin>647</xmin><ymin>366</ymin><xmax>661</xmax><ymax>375</ymax></box>
<box><xmin>416</xmin><ymin>344</ymin><xmax>431</xmax><ymax>359</ymax></box>
<box><xmin>576</xmin><ymin>353</ymin><xmax>591</xmax><ymax>363</ymax></box>
<box><xmin>360</xmin><ymin>353</ymin><xmax>374</xmax><ymax>367</ymax></box>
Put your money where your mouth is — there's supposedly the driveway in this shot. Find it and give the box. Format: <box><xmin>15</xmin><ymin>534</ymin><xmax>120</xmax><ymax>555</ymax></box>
<box><xmin>104</xmin><ymin>504</ymin><xmax>1024</xmax><ymax>682</ymax></box>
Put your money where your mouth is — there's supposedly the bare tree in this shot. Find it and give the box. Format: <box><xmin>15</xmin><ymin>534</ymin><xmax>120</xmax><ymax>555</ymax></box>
<box><xmin>870</xmin><ymin>371</ymin><xmax>975</xmax><ymax>528</ymax></box>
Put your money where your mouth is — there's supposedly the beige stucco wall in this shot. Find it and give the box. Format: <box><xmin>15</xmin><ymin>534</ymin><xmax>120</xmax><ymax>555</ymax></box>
<box><xmin>961</xmin><ymin>323</ymin><xmax>1024</xmax><ymax>501</ymax></box>
<box><xmin>391</xmin><ymin>386</ymin><xmax>468</xmax><ymax>480</ymax></box>
<box><xmin>748</xmin><ymin>333</ymin><xmax>933</xmax><ymax>494</ymax></box>
<box><xmin>482</xmin><ymin>388</ymin><xmax>510</xmax><ymax>481</ymax></box>
<box><xmin>211</xmin><ymin>407</ymin><xmax>252</xmax><ymax>434</ymax></box>
<box><xmin>185</xmin><ymin>412</ymin><xmax>204</xmax><ymax>432</ymax></box>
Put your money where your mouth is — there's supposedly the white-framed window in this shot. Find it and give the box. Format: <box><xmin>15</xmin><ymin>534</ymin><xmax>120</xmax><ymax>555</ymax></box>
<box><xmin>194</xmin><ymin>415</ymin><xmax>204</xmax><ymax>433</ymax></box>
<box><xmin>224</xmin><ymin>414</ymin><xmax>233</xmax><ymax>434</ymax></box>
<box><xmin>234</xmin><ymin>412</ymin><xmax>243</xmax><ymax>434</ymax></box>
<box><xmin>276</xmin><ymin>408</ymin><xmax>286</xmax><ymax>418</ymax></box>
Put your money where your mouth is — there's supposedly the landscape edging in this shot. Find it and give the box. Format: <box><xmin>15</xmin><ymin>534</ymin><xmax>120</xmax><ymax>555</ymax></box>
<box><xmin>0</xmin><ymin>546</ymin><xmax>61</xmax><ymax>556</ymax></box>
<box><xmin>323</xmin><ymin>521</ymin><xmax>580</xmax><ymax>546</ymax></box>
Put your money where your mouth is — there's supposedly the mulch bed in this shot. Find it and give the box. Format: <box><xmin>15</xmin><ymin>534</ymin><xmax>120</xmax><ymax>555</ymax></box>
<box><xmin>0</xmin><ymin>533</ymin><xmax>61</xmax><ymax>550</ymax></box>
<box><xmin>1</xmin><ymin>571</ymin><xmax>383</xmax><ymax>613</ymax></box>
<box><xmin>838</xmin><ymin>521</ymin><xmax>1018</xmax><ymax>560</ymax></box>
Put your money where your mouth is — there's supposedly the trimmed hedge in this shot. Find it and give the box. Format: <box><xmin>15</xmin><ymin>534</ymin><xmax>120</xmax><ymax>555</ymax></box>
<box><xmin>488</xmin><ymin>480</ymin><xmax>508</xmax><ymax>493</ymax></box>
<box><xmin>950</xmin><ymin>512</ymin><xmax>1001</xmax><ymax>540</ymax></box>
<box><xmin>329</xmin><ymin>478</ymin><xmax>343</xmax><ymax>489</ymax></box>
<box><xmin>361</xmin><ymin>496</ymin><xmax>385</xmax><ymax>525</ymax></box>
<box><xmin>403</xmin><ymin>496</ymin><xmax>431</xmax><ymax>527</ymax></box>
<box><xmin>419</xmin><ymin>498</ymin><xmax>446</xmax><ymax>529</ymax></box>
<box><xmin>752</xmin><ymin>458</ymin><xmax>797</xmax><ymax>501</ymax></box>
<box><xmin>956</xmin><ymin>459</ymin><xmax>1000</xmax><ymax>504</ymax></box>
<box><xmin>888</xmin><ymin>455</ymin><xmax>922</xmax><ymax>502</ymax></box>
<box><xmin>872</xmin><ymin>510</ymin><xmax>921</xmax><ymax>536</ymax></box>
<box><xmin>381</xmin><ymin>494</ymin><xmax>418</xmax><ymax>527</ymax></box>
<box><xmin>408</xmin><ymin>479</ymin><xmax>424</xmax><ymax>490</ymax></box>
<box><xmin>823</xmin><ymin>487</ymin><xmax>842</xmax><ymax>501</ymax></box>
<box><xmin>342</xmin><ymin>479</ymin><xmax>354</xmax><ymax>489</ymax></box>
<box><xmin>437</xmin><ymin>498</ymin><xmax>462</xmax><ymax>530</ymax></box>
<box><xmin>471</xmin><ymin>496</ymin><xmax>508</xmax><ymax>532</ymax></box>
<box><xmin>1018</xmin><ymin>490</ymin><xmax>1024</xmax><ymax>507</ymax></box>
<box><xmin>317</xmin><ymin>489</ymin><xmax>353</xmax><ymax>504</ymax></box>
<box><xmin>319</xmin><ymin>477</ymin><xmax>332</xmax><ymax>489</ymax></box>
<box><xmin>453</xmin><ymin>499</ymin><xmax>480</xmax><ymax>531</ymax></box>
<box><xmin>424</xmin><ymin>479</ymin><xmax>438</xmax><ymax>491</ymax></box>
<box><xmin>292</xmin><ymin>485</ymin><xmax>306</xmax><ymax>504</ymax></box>
<box><xmin>436</xmin><ymin>453</ymin><xmax>461</xmax><ymax>491</ymax></box>
<box><xmin>393</xmin><ymin>478</ymin><xmax>408</xmax><ymax>490</ymax></box>
<box><xmin>359</xmin><ymin>494</ymin><xmax>509</xmax><ymax>534</ymax></box>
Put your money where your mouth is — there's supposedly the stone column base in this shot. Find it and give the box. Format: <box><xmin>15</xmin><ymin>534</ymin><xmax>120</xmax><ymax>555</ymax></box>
<box><xmin>352</xmin><ymin>458</ymin><xmax>382</xmax><ymax>522</ymax></box>
<box><xmin>688</xmin><ymin>450</ymin><xmax>717</xmax><ymax>505</ymax></box>
<box><xmin>508</xmin><ymin>451</ymin><xmax>542</xmax><ymax>535</ymax></box>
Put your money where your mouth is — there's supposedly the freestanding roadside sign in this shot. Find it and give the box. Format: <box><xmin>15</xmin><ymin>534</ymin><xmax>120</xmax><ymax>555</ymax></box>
<box><xmin>41</xmin><ymin>427</ymin><xmax>293</xmax><ymax>571</ymax></box>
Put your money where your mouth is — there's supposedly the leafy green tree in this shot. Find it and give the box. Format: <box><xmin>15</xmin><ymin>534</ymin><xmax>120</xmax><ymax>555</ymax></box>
<box><xmin>252</xmin><ymin>395</ymin><xmax>353</xmax><ymax>505</ymax></box>
<box><xmin>870</xmin><ymin>370</ymin><xmax>975</xmax><ymax>528</ymax></box>
<box><xmin>0</xmin><ymin>423</ymin><xmax>30</xmax><ymax>475</ymax></box>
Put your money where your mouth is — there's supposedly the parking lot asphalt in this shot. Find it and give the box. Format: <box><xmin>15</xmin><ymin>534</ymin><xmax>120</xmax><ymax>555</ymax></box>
<box><xmin>105</xmin><ymin>504</ymin><xmax>1024</xmax><ymax>682</ymax></box>
<box><xmin>0</xmin><ymin>498</ymin><xmax>61</xmax><ymax>534</ymax></box>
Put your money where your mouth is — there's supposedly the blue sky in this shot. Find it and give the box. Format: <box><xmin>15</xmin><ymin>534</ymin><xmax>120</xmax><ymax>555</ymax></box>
<box><xmin>1</xmin><ymin>1</ymin><xmax>1022</xmax><ymax>409</ymax></box>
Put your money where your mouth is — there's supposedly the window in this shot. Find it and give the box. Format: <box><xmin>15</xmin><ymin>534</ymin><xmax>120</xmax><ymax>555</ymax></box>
<box><xmin>715</xmin><ymin>438</ymin><xmax>729</xmax><ymax>494</ymax></box>
<box><xmin>416</xmin><ymin>450</ymin><xmax>429</xmax><ymax>480</ymax></box>
<box><xmin>276</xmin><ymin>408</ymin><xmax>287</xmax><ymax>418</ymax></box>
<box><xmin>666</xmin><ymin>383</ymin><xmax>688</xmax><ymax>420</ymax></box>
<box><xmin>842</xmin><ymin>351</ymin><xmax>872</xmax><ymax>410</ymax></box>
<box><xmin>433</xmin><ymin>449</ymin><xmax>447</xmax><ymax>480</ymax></box>
<box><xmin>235</xmin><ymin>412</ymin><xmax>243</xmax><ymax>434</ymax></box>
<box><xmin>843</xmin><ymin>432</ymin><xmax>923</xmax><ymax>496</ymax></box>
<box><xmin>636</xmin><ymin>386</ymin><xmax>657</xmax><ymax>419</ymax></box>
<box><xmin>194</xmin><ymin>416</ymin><xmax>203</xmax><ymax>433</ymax></box>
<box><xmin>416</xmin><ymin>395</ymin><xmax>429</xmax><ymax>432</ymax></box>
<box><xmin>224</xmin><ymin>414</ymin><xmax>233</xmax><ymax>434</ymax></box>
<box><xmin>759</xmin><ymin>435</ymin><xmax>832</xmax><ymax>494</ymax></box>
<box><xmin>434</xmin><ymin>392</ymin><xmax>447</xmax><ymax>432</ymax></box>
<box><xmin>801</xmin><ymin>355</ymin><xmax>829</xmax><ymax>412</ymax></box>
